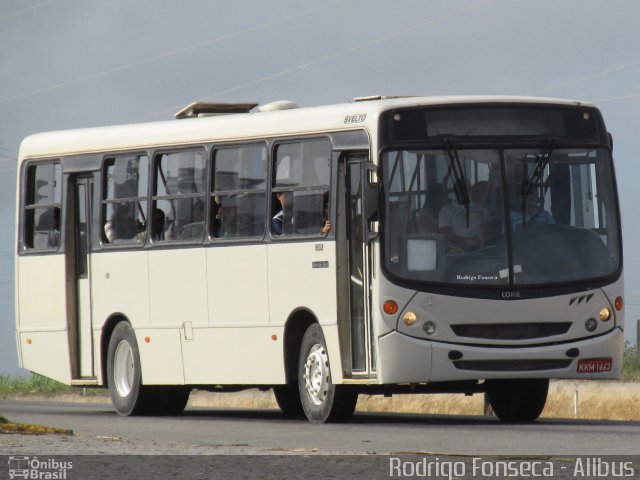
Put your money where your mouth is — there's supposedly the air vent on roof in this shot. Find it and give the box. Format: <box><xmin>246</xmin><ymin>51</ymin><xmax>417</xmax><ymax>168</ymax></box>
<box><xmin>257</xmin><ymin>100</ymin><xmax>298</xmax><ymax>112</ymax></box>
<box><xmin>174</xmin><ymin>101</ymin><xmax>259</xmax><ymax>119</ymax></box>
<box><xmin>353</xmin><ymin>95</ymin><xmax>412</xmax><ymax>102</ymax></box>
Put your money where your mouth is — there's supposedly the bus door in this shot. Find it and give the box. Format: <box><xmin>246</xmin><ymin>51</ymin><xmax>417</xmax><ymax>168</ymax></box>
<box><xmin>66</xmin><ymin>175</ymin><xmax>95</xmax><ymax>379</ymax></box>
<box><xmin>338</xmin><ymin>153</ymin><xmax>377</xmax><ymax>376</ymax></box>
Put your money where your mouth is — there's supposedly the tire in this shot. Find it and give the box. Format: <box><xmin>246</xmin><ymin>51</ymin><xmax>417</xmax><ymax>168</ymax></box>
<box><xmin>157</xmin><ymin>387</ymin><xmax>190</xmax><ymax>415</ymax></box>
<box><xmin>297</xmin><ymin>324</ymin><xmax>358</xmax><ymax>423</ymax></box>
<box><xmin>486</xmin><ymin>378</ymin><xmax>549</xmax><ymax>422</ymax></box>
<box><xmin>107</xmin><ymin>322</ymin><xmax>158</xmax><ymax>416</ymax></box>
<box><xmin>273</xmin><ymin>385</ymin><xmax>304</xmax><ymax>418</ymax></box>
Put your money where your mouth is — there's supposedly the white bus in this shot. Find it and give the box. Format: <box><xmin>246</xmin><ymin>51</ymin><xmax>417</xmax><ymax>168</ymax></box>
<box><xmin>15</xmin><ymin>96</ymin><xmax>624</xmax><ymax>422</ymax></box>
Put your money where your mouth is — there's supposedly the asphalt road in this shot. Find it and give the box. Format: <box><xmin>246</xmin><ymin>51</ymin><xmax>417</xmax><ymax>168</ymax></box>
<box><xmin>1</xmin><ymin>398</ymin><xmax>639</xmax><ymax>456</ymax></box>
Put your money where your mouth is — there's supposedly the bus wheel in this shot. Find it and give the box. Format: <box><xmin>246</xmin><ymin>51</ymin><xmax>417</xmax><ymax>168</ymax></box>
<box><xmin>157</xmin><ymin>387</ymin><xmax>190</xmax><ymax>415</ymax></box>
<box><xmin>273</xmin><ymin>385</ymin><xmax>304</xmax><ymax>418</ymax></box>
<box><xmin>107</xmin><ymin>322</ymin><xmax>155</xmax><ymax>416</ymax></box>
<box><xmin>297</xmin><ymin>324</ymin><xmax>358</xmax><ymax>423</ymax></box>
<box><xmin>486</xmin><ymin>378</ymin><xmax>549</xmax><ymax>422</ymax></box>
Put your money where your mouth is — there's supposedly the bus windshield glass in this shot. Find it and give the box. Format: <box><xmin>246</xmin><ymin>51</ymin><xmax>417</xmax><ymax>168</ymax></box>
<box><xmin>382</xmin><ymin>145</ymin><xmax>620</xmax><ymax>288</ymax></box>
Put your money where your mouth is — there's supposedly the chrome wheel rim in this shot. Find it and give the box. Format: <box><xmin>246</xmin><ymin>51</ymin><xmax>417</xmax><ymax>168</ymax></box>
<box><xmin>113</xmin><ymin>340</ymin><xmax>134</xmax><ymax>398</ymax></box>
<box><xmin>303</xmin><ymin>344</ymin><xmax>330</xmax><ymax>405</ymax></box>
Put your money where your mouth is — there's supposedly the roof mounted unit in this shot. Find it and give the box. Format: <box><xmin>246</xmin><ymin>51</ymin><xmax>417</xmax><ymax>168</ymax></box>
<box><xmin>174</xmin><ymin>101</ymin><xmax>259</xmax><ymax>119</ymax></box>
<box><xmin>257</xmin><ymin>100</ymin><xmax>298</xmax><ymax>112</ymax></box>
<box><xmin>352</xmin><ymin>95</ymin><xmax>413</xmax><ymax>102</ymax></box>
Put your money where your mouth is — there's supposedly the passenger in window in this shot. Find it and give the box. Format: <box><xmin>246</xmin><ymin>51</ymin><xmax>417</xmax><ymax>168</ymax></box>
<box><xmin>415</xmin><ymin>183</ymin><xmax>447</xmax><ymax>234</ymax></box>
<box><xmin>47</xmin><ymin>207</ymin><xmax>61</xmax><ymax>248</ymax></box>
<box><xmin>211</xmin><ymin>201</ymin><xmax>222</xmax><ymax>237</ymax></box>
<box><xmin>272</xmin><ymin>191</ymin><xmax>293</xmax><ymax>235</ymax></box>
<box><xmin>320</xmin><ymin>192</ymin><xmax>331</xmax><ymax>234</ymax></box>
<box><xmin>152</xmin><ymin>208</ymin><xmax>166</xmax><ymax>241</ymax></box>
<box><xmin>105</xmin><ymin>205</ymin><xmax>140</xmax><ymax>243</ymax></box>
<box><xmin>181</xmin><ymin>200</ymin><xmax>205</xmax><ymax>240</ymax></box>
<box><xmin>220</xmin><ymin>205</ymin><xmax>237</xmax><ymax>238</ymax></box>
<box><xmin>510</xmin><ymin>186</ymin><xmax>554</xmax><ymax>232</ymax></box>
<box><xmin>438</xmin><ymin>179</ymin><xmax>482</xmax><ymax>251</ymax></box>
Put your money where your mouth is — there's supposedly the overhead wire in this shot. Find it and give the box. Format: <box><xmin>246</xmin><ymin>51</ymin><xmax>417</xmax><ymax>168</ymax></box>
<box><xmin>530</xmin><ymin>59</ymin><xmax>640</xmax><ymax>97</ymax></box>
<box><xmin>137</xmin><ymin>0</ymin><xmax>496</xmax><ymax>122</ymax></box>
<box><xmin>0</xmin><ymin>0</ymin><xmax>345</xmax><ymax>105</ymax></box>
<box><xmin>0</xmin><ymin>0</ymin><xmax>57</xmax><ymax>22</ymax></box>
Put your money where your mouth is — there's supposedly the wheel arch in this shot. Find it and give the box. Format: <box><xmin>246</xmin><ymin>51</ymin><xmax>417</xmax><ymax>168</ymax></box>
<box><xmin>282</xmin><ymin>308</ymin><xmax>318</xmax><ymax>385</ymax></box>
<box><xmin>100</xmin><ymin>313</ymin><xmax>132</xmax><ymax>386</ymax></box>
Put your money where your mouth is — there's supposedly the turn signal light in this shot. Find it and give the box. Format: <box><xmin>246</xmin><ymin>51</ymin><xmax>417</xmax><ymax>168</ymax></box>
<box><xmin>615</xmin><ymin>296</ymin><xmax>623</xmax><ymax>311</ymax></box>
<box><xmin>383</xmin><ymin>300</ymin><xmax>399</xmax><ymax>315</ymax></box>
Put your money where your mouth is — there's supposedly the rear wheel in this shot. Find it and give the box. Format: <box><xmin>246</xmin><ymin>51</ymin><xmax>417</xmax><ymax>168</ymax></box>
<box><xmin>297</xmin><ymin>324</ymin><xmax>358</xmax><ymax>423</ymax></box>
<box><xmin>273</xmin><ymin>385</ymin><xmax>304</xmax><ymax>418</ymax></box>
<box><xmin>107</xmin><ymin>322</ymin><xmax>159</xmax><ymax>416</ymax></box>
<box><xmin>486</xmin><ymin>378</ymin><xmax>549</xmax><ymax>422</ymax></box>
<box><xmin>158</xmin><ymin>387</ymin><xmax>191</xmax><ymax>415</ymax></box>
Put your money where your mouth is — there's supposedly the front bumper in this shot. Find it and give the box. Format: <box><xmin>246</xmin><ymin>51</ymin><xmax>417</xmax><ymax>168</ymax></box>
<box><xmin>377</xmin><ymin>327</ymin><xmax>624</xmax><ymax>384</ymax></box>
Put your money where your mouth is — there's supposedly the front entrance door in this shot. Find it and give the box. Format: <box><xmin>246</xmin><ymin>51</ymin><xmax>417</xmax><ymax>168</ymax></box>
<box><xmin>337</xmin><ymin>153</ymin><xmax>376</xmax><ymax>376</ymax></box>
<box><xmin>67</xmin><ymin>175</ymin><xmax>95</xmax><ymax>379</ymax></box>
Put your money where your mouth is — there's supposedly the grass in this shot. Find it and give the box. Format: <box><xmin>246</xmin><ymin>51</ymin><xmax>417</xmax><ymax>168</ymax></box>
<box><xmin>0</xmin><ymin>374</ymin><xmax>72</xmax><ymax>396</ymax></box>
<box><xmin>622</xmin><ymin>344</ymin><xmax>640</xmax><ymax>381</ymax></box>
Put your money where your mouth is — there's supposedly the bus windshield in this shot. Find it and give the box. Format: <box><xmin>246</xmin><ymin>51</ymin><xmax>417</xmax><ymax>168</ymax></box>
<box><xmin>382</xmin><ymin>145</ymin><xmax>621</xmax><ymax>288</ymax></box>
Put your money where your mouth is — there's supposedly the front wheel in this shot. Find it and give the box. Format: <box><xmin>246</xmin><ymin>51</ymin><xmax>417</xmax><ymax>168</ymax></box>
<box><xmin>297</xmin><ymin>324</ymin><xmax>358</xmax><ymax>423</ymax></box>
<box><xmin>486</xmin><ymin>378</ymin><xmax>549</xmax><ymax>422</ymax></box>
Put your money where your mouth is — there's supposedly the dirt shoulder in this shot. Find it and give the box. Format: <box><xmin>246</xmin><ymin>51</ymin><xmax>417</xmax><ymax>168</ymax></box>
<box><xmin>2</xmin><ymin>379</ymin><xmax>639</xmax><ymax>421</ymax></box>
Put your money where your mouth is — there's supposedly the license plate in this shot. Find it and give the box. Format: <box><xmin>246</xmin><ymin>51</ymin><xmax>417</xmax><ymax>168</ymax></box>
<box><xmin>577</xmin><ymin>357</ymin><xmax>612</xmax><ymax>373</ymax></box>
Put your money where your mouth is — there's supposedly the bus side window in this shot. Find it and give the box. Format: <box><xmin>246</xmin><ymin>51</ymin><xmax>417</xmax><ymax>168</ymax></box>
<box><xmin>24</xmin><ymin>162</ymin><xmax>62</xmax><ymax>250</ymax></box>
<box><xmin>152</xmin><ymin>150</ymin><xmax>206</xmax><ymax>242</ymax></box>
<box><xmin>272</xmin><ymin>138</ymin><xmax>331</xmax><ymax>236</ymax></box>
<box><xmin>102</xmin><ymin>154</ymin><xmax>148</xmax><ymax>245</ymax></box>
<box><xmin>212</xmin><ymin>144</ymin><xmax>267</xmax><ymax>240</ymax></box>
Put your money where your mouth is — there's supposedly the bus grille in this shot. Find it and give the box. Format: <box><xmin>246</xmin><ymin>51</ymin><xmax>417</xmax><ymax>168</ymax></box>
<box><xmin>450</xmin><ymin>323</ymin><xmax>571</xmax><ymax>340</ymax></box>
<box><xmin>453</xmin><ymin>359</ymin><xmax>573</xmax><ymax>372</ymax></box>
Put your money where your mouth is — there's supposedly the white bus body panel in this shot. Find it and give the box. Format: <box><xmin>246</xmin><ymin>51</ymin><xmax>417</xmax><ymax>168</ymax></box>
<box><xmin>16</xmin><ymin>255</ymin><xmax>69</xmax><ymax>382</ymax></box>
<box><xmin>148</xmin><ymin>248</ymin><xmax>208</xmax><ymax>326</ymax></box>
<box><xmin>91</xmin><ymin>251</ymin><xmax>150</xmax><ymax>327</ymax></box>
<box><xmin>180</xmin><ymin>325</ymin><xmax>284</xmax><ymax>385</ymax></box>
<box><xmin>207</xmin><ymin>244</ymin><xmax>269</xmax><ymax>325</ymax></box>
<box><xmin>268</xmin><ymin>241</ymin><xmax>343</xmax><ymax>380</ymax></box>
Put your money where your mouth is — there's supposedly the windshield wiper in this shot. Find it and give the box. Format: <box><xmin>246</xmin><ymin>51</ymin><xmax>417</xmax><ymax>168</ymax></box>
<box><xmin>443</xmin><ymin>138</ymin><xmax>470</xmax><ymax>225</ymax></box>
<box><xmin>519</xmin><ymin>137</ymin><xmax>555</xmax><ymax>229</ymax></box>
<box><xmin>523</xmin><ymin>137</ymin><xmax>555</xmax><ymax>196</ymax></box>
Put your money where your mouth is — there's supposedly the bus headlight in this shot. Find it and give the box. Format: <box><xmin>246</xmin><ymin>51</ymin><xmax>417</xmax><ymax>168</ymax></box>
<box><xmin>599</xmin><ymin>307</ymin><xmax>611</xmax><ymax>322</ymax></box>
<box><xmin>402</xmin><ymin>311</ymin><xmax>418</xmax><ymax>326</ymax></box>
<box><xmin>585</xmin><ymin>318</ymin><xmax>597</xmax><ymax>332</ymax></box>
<box><xmin>423</xmin><ymin>321</ymin><xmax>437</xmax><ymax>335</ymax></box>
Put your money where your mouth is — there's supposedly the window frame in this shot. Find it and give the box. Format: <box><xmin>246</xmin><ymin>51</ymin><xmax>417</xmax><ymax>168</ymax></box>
<box><xmin>151</xmin><ymin>146</ymin><xmax>208</xmax><ymax>244</ymax></box>
<box><xmin>22</xmin><ymin>160</ymin><xmax>63</xmax><ymax>252</ymax></box>
<box><xmin>210</xmin><ymin>142</ymin><xmax>268</xmax><ymax>242</ymax></box>
<box><xmin>100</xmin><ymin>152</ymin><xmax>150</xmax><ymax>247</ymax></box>
<box><xmin>270</xmin><ymin>137</ymin><xmax>332</xmax><ymax>239</ymax></box>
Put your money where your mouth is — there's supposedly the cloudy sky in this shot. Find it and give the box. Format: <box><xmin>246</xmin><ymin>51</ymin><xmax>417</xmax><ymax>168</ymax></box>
<box><xmin>1</xmin><ymin>0</ymin><xmax>639</xmax><ymax>374</ymax></box>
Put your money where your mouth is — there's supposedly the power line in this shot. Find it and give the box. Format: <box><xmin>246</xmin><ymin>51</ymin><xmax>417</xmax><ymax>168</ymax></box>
<box><xmin>593</xmin><ymin>93</ymin><xmax>640</xmax><ymax>104</ymax></box>
<box><xmin>0</xmin><ymin>0</ymin><xmax>57</xmax><ymax>22</ymax></box>
<box><xmin>0</xmin><ymin>0</ymin><xmax>344</xmax><ymax>105</ymax></box>
<box><xmin>137</xmin><ymin>0</ymin><xmax>495</xmax><ymax>122</ymax></box>
<box><xmin>530</xmin><ymin>59</ymin><xmax>640</xmax><ymax>96</ymax></box>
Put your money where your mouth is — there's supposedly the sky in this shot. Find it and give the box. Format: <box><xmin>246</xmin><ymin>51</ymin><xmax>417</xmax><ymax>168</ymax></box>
<box><xmin>1</xmin><ymin>0</ymin><xmax>640</xmax><ymax>375</ymax></box>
